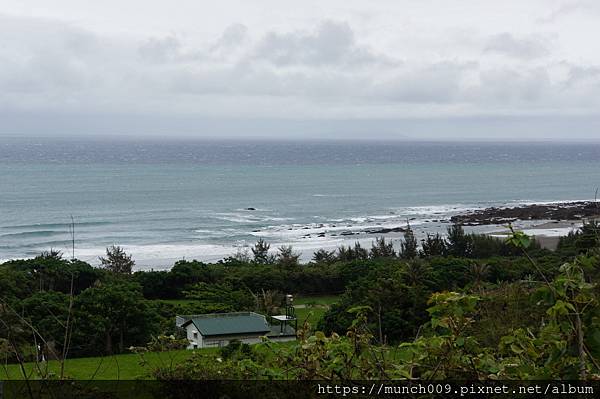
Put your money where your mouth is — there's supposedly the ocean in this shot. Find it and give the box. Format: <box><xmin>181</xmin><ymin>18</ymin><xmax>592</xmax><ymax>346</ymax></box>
<box><xmin>1</xmin><ymin>138</ymin><xmax>599</xmax><ymax>269</ymax></box>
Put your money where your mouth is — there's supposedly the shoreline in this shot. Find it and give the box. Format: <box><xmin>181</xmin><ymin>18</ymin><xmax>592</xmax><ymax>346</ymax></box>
<box><xmin>2</xmin><ymin>202</ymin><xmax>592</xmax><ymax>269</ymax></box>
<box><xmin>144</xmin><ymin>201</ymin><xmax>590</xmax><ymax>265</ymax></box>
<box><xmin>487</xmin><ymin>220</ymin><xmax>582</xmax><ymax>250</ymax></box>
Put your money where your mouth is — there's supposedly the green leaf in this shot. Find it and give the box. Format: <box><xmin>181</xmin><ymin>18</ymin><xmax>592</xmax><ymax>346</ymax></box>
<box><xmin>510</xmin><ymin>343</ymin><xmax>524</xmax><ymax>354</ymax></box>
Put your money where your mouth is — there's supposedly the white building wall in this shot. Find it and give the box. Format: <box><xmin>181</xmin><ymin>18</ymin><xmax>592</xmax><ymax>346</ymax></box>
<box><xmin>185</xmin><ymin>324</ymin><xmax>203</xmax><ymax>349</ymax></box>
<box><xmin>202</xmin><ymin>335</ymin><xmax>264</xmax><ymax>348</ymax></box>
<box><xmin>184</xmin><ymin>322</ymin><xmax>295</xmax><ymax>349</ymax></box>
<box><xmin>184</xmin><ymin>328</ymin><xmax>271</xmax><ymax>349</ymax></box>
<box><xmin>266</xmin><ymin>335</ymin><xmax>296</xmax><ymax>343</ymax></box>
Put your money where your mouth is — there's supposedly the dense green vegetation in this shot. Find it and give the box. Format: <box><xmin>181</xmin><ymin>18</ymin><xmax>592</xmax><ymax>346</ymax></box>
<box><xmin>1</xmin><ymin>222</ymin><xmax>600</xmax><ymax>380</ymax></box>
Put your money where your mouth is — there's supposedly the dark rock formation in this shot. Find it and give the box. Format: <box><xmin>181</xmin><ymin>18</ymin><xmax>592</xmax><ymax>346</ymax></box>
<box><xmin>451</xmin><ymin>201</ymin><xmax>600</xmax><ymax>225</ymax></box>
<box><xmin>365</xmin><ymin>227</ymin><xmax>407</xmax><ymax>234</ymax></box>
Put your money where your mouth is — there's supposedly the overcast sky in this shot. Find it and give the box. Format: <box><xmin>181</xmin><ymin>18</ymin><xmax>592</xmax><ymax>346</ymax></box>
<box><xmin>1</xmin><ymin>0</ymin><xmax>600</xmax><ymax>140</ymax></box>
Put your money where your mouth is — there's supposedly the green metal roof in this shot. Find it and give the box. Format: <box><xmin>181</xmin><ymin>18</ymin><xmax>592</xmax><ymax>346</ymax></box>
<box><xmin>183</xmin><ymin>312</ymin><xmax>271</xmax><ymax>337</ymax></box>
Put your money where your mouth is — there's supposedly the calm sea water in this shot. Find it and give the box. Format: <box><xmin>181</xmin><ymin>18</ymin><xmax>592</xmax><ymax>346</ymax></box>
<box><xmin>1</xmin><ymin>138</ymin><xmax>599</xmax><ymax>268</ymax></box>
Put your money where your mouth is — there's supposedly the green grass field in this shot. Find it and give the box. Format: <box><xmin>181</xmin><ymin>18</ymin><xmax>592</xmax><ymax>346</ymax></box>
<box><xmin>2</xmin><ymin>340</ymin><xmax>400</xmax><ymax>381</ymax></box>
<box><xmin>0</xmin><ymin>349</ymin><xmax>206</xmax><ymax>380</ymax></box>
<box><xmin>293</xmin><ymin>294</ymin><xmax>339</xmax><ymax>328</ymax></box>
<box><xmin>0</xmin><ymin>342</ymin><xmax>305</xmax><ymax>380</ymax></box>
<box><xmin>294</xmin><ymin>295</ymin><xmax>340</xmax><ymax>306</ymax></box>
<box><xmin>294</xmin><ymin>306</ymin><xmax>327</xmax><ymax>328</ymax></box>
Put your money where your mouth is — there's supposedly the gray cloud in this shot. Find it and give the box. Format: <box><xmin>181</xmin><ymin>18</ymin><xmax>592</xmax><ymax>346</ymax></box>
<box><xmin>1</xmin><ymin>7</ymin><xmax>600</xmax><ymax>139</ymax></box>
<box><xmin>138</xmin><ymin>36</ymin><xmax>181</xmax><ymax>64</ymax></box>
<box><xmin>566</xmin><ymin>65</ymin><xmax>600</xmax><ymax>85</ymax></box>
<box><xmin>537</xmin><ymin>0</ymin><xmax>597</xmax><ymax>23</ymax></box>
<box><xmin>471</xmin><ymin>67</ymin><xmax>551</xmax><ymax>104</ymax></box>
<box><xmin>252</xmin><ymin>21</ymin><xmax>384</xmax><ymax>67</ymax></box>
<box><xmin>212</xmin><ymin>24</ymin><xmax>249</xmax><ymax>51</ymax></box>
<box><xmin>375</xmin><ymin>62</ymin><xmax>475</xmax><ymax>104</ymax></box>
<box><xmin>484</xmin><ymin>33</ymin><xmax>550</xmax><ymax>59</ymax></box>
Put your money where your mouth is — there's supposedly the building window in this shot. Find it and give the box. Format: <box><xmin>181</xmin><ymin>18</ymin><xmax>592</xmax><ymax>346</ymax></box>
<box><xmin>193</xmin><ymin>332</ymin><xmax>198</xmax><ymax>339</ymax></box>
<box><xmin>193</xmin><ymin>344</ymin><xmax>198</xmax><ymax>349</ymax></box>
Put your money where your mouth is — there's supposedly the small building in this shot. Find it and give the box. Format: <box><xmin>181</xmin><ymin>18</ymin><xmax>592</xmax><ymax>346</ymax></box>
<box><xmin>176</xmin><ymin>311</ymin><xmax>296</xmax><ymax>349</ymax></box>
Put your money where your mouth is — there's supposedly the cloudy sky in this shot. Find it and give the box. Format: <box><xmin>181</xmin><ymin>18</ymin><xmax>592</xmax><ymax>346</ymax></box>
<box><xmin>1</xmin><ymin>0</ymin><xmax>600</xmax><ymax>140</ymax></box>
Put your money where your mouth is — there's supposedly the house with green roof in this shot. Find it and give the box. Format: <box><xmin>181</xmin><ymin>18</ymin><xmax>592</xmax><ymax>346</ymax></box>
<box><xmin>176</xmin><ymin>312</ymin><xmax>296</xmax><ymax>349</ymax></box>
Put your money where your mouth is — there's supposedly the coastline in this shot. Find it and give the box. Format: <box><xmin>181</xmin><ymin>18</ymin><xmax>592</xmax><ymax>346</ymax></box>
<box><xmin>1</xmin><ymin>201</ymin><xmax>593</xmax><ymax>269</ymax></box>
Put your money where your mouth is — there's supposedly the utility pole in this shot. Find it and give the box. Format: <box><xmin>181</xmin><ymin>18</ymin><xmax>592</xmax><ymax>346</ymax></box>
<box><xmin>68</xmin><ymin>215</ymin><xmax>75</xmax><ymax>261</ymax></box>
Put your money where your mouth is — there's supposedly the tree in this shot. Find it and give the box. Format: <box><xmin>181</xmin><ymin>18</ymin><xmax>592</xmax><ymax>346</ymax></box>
<box><xmin>420</xmin><ymin>233</ymin><xmax>446</xmax><ymax>257</ymax></box>
<box><xmin>400</xmin><ymin>223</ymin><xmax>418</xmax><ymax>259</ymax></box>
<box><xmin>446</xmin><ymin>223</ymin><xmax>472</xmax><ymax>257</ymax></box>
<box><xmin>20</xmin><ymin>291</ymin><xmax>70</xmax><ymax>359</ymax></box>
<box><xmin>312</xmin><ymin>249</ymin><xmax>337</xmax><ymax>265</ymax></box>
<box><xmin>558</xmin><ymin>221</ymin><xmax>600</xmax><ymax>254</ymax></box>
<box><xmin>39</xmin><ymin>249</ymin><xmax>63</xmax><ymax>260</ymax></box>
<box><xmin>336</xmin><ymin>245</ymin><xmax>354</xmax><ymax>262</ymax></box>
<box><xmin>4</xmin><ymin>256</ymin><xmax>101</xmax><ymax>294</ymax></box>
<box><xmin>277</xmin><ymin>245</ymin><xmax>301</xmax><ymax>268</ymax></box>
<box><xmin>73</xmin><ymin>282</ymin><xmax>155</xmax><ymax>355</ymax></box>
<box><xmin>400</xmin><ymin>259</ymin><xmax>435</xmax><ymax>336</ymax></box>
<box><xmin>336</xmin><ymin>242</ymin><xmax>368</xmax><ymax>262</ymax></box>
<box><xmin>370</xmin><ymin>237</ymin><xmax>396</xmax><ymax>259</ymax></box>
<box><xmin>224</xmin><ymin>247</ymin><xmax>252</xmax><ymax>264</ymax></box>
<box><xmin>352</xmin><ymin>242</ymin><xmax>369</xmax><ymax>260</ymax></box>
<box><xmin>252</xmin><ymin>289</ymin><xmax>282</xmax><ymax>316</ymax></box>
<box><xmin>365</xmin><ymin>277</ymin><xmax>404</xmax><ymax>344</ymax></box>
<box><xmin>468</xmin><ymin>262</ymin><xmax>490</xmax><ymax>292</ymax></box>
<box><xmin>183</xmin><ymin>282</ymin><xmax>254</xmax><ymax>312</ymax></box>
<box><xmin>0</xmin><ymin>267</ymin><xmax>29</xmax><ymax>301</ymax></box>
<box><xmin>400</xmin><ymin>260</ymin><xmax>433</xmax><ymax>289</ymax></box>
<box><xmin>251</xmin><ymin>239</ymin><xmax>274</xmax><ymax>264</ymax></box>
<box><xmin>99</xmin><ymin>246</ymin><xmax>134</xmax><ymax>275</ymax></box>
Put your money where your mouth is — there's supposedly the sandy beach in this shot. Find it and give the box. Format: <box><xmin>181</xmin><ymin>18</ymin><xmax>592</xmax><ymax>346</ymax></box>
<box><xmin>488</xmin><ymin>220</ymin><xmax>582</xmax><ymax>250</ymax></box>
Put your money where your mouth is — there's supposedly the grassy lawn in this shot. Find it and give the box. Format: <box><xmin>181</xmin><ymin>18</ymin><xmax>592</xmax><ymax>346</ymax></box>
<box><xmin>0</xmin><ymin>342</ymin><xmax>305</xmax><ymax>381</ymax></box>
<box><xmin>0</xmin><ymin>349</ymin><xmax>210</xmax><ymax>380</ymax></box>
<box><xmin>294</xmin><ymin>306</ymin><xmax>327</xmax><ymax>328</ymax></box>
<box><xmin>1</xmin><ymin>341</ymin><xmax>401</xmax><ymax>381</ymax></box>
<box><xmin>293</xmin><ymin>294</ymin><xmax>340</xmax><ymax>329</ymax></box>
<box><xmin>294</xmin><ymin>295</ymin><xmax>340</xmax><ymax>306</ymax></box>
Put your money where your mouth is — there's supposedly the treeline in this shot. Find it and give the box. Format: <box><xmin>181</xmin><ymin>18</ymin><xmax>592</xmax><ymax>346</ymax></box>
<box><xmin>0</xmin><ymin>223</ymin><xmax>595</xmax><ymax>366</ymax></box>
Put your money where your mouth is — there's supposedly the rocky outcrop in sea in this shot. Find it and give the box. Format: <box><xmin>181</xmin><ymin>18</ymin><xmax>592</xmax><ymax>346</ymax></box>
<box><xmin>451</xmin><ymin>201</ymin><xmax>600</xmax><ymax>225</ymax></box>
